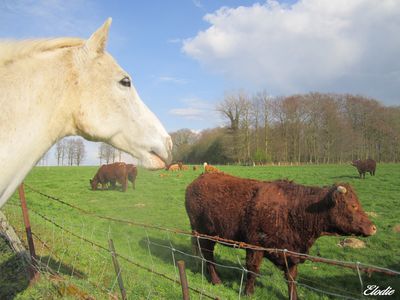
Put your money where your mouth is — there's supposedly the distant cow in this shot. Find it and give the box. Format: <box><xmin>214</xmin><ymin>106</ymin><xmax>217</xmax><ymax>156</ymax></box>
<box><xmin>167</xmin><ymin>164</ymin><xmax>180</xmax><ymax>171</ymax></box>
<box><xmin>126</xmin><ymin>164</ymin><xmax>138</xmax><ymax>189</ymax></box>
<box><xmin>90</xmin><ymin>162</ymin><xmax>128</xmax><ymax>192</ymax></box>
<box><xmin>351</xmin><ymin>159</ymin><xmax>376</xmax><ymax>179</ymax></box>
<box><xmin>185</xmin><ymin>173</ymin><xmax>376</xmax><ymax>299</ymax></box>
<box><xmin>203</xmin><ymin>162</ymin><xmax>220</xmax><ymax>173</ymax></box>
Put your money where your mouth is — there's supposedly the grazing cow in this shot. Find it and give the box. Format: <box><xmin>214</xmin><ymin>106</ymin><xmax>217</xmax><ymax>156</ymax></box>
<box><xmin>126</xmin><ymin>164</ymin><xmax>138</xmax><ymax>189</ymax></box>
<box><xmin>351</xmin><ymin>159</ymin><xmax>376</xmax><ymax>179</ymax></box>
<box><xmin>203</xmin><ymin>162</ymin><xmax>220</xmax><ymax>173</ymax></box>
<box><xmin>90</xmin><ymin>162</ymin><xmax>128</xmax><ymax>192</ymax></box>
<box><xmin>185</xmin><ymin>173</ymin><xmax>376</xmax><ymax>299</ymax></box>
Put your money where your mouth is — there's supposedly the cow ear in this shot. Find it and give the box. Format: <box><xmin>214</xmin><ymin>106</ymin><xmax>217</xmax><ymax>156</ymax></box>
<box><xmin>331</xmin><ymin>185</ymin><xmax>347</xmax><ymax>206</ymax></box>
<box><xmin>85</xmin><ymin>18</ymin><xmax>112</xmax><ymax>55</ymax></box>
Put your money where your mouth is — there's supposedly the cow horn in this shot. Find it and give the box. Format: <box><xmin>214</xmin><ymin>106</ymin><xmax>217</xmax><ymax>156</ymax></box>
<box><xmin>337</xmin><ymin>186</ymin><xmax>347</xmax><ymax>194</ymax></box>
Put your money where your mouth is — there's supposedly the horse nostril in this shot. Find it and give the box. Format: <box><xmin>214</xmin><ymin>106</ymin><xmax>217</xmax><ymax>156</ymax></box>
<box><xmin>371</xmin><ymin>225</ymin><xmax>377</xmax><ymax>234</ymax></box>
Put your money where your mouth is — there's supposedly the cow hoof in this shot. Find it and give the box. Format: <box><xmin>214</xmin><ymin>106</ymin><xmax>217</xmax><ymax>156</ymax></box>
<box><xmin>211</xmin><ymin>279</ymin><xmax>222</xmax><ymax>285</ymax></box>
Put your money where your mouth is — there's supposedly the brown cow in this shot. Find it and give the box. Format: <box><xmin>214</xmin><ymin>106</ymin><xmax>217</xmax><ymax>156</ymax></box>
<box><xmin>351</xmin><ymin>159</ymin><xmax>376</xmax><ymax>179</ymax></box>
<box><xmin>90</xmin><ymin>162</ymin><xmax>128</xmax><ymax>192</ymax></box>
<box><xmin>126</xmin><ymin>164</ymin><xmax>138</xmax><ymax>189</ymax></box>
<box><xmin>185</xmin><ymin>173</ymin><xmax>376</xmax><ymax>299</ymax></box>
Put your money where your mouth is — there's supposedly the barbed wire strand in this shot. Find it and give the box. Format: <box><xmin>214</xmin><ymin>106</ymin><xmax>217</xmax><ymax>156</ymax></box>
<box><xmin>22</xmin><ymin>184</ymin><xmax>400</xmax><ymax>277</ymax></box>
<box><xmin>5</xmin><ymin>206</ymin><xmax>380</xmax><ymax>300</ymax></box>
<box><xmin>5</xmin><ymin>185</ymin><xmax>400</xmax><ymax>299</ymax></box>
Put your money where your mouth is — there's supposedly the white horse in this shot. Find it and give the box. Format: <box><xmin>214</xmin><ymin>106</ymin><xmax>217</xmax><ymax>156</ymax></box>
<box><xmin>0</xmin><ymin>18</ymin><xmax>172</xmax><ymax>207</ymax></box>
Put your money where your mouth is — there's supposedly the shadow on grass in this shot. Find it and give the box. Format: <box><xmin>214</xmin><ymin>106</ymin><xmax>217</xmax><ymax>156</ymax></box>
<box><xmin>330</xmin><ymin>175</ymin><xmax>360</xmax><ymax>180</ymax></box>
<box><xmin>0</xmin><ymin>234</ymin><xmax>87</xmax><ymax>300</ymax></box>
<box><xmin>36</xmin><ymin>255</ymin><xmax>87</xmax><ymax>279</ymax></box>
<box><xmin>138</xmin><ymin>236</ymin><xmax>286</xmax><ymax>299</ymax></box>
<box><xmin>0</xmin><ymin>252</ymin><xmax>29</xmax><ymax>300</ymax></box>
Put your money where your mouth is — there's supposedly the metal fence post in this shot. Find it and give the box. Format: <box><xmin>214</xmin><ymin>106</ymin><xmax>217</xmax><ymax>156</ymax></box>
<box><xmin>177</xmin><ymin>260</ymin><xmax>190</xmax><ymax>300</ymax></box>
<box><xmin>18</xmin><ymin>183</ymin><xmax>39</xmax><ymax>282</ymax></box>
<box><xmin>108</xmin><ymin>239</ymin><xmax>127</xmax><ymax>300</ymax></box>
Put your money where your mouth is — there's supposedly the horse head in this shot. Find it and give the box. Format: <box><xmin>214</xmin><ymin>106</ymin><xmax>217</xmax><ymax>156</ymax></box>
<box><xmin>71</xmin><ymin>19</ymin><xmax>172</xmax><ymax>169</ymax></box>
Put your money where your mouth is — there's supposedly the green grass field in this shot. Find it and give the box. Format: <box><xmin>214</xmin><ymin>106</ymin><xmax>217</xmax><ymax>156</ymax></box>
<box><xmin>1</xmin><ymin>164</ymin><xmax>399</xmax><ymax>299</ymax></box>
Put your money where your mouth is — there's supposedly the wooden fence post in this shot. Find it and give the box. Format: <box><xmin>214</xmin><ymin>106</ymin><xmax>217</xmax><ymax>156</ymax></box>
<box><xmin>18</xmin><ymin>183</ymin><xmax>39</xmax><ymax>282</ymax></box>
<box><xmin>108</xmin><ymin>239</ymin><xmax>127</xmax><ymax>300</ymax></box>
<box><xmin>177</xmin><ymin>260</ymin><xmax>190</xmax><ymax>300</ymax></box>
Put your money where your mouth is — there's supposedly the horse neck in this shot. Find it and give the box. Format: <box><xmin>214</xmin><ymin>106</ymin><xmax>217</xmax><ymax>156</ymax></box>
<box><xmin>0</xmin><ymin>49</ymin><xmax>76</xmax><ymax>206</ymax></box>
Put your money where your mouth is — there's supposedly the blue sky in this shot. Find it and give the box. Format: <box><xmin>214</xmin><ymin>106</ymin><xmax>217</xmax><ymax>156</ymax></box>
<box><xmin>1</xmin><ymin>0</ymin><xmax>399</xmax><ymax>165</ymax></box>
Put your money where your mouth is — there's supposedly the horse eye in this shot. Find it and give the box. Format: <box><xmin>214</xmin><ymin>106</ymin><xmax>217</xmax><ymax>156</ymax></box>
<box><xmin>119</xmin><ymin>77</ymin><xmax>131</xmax><ymax>87</ymax></box>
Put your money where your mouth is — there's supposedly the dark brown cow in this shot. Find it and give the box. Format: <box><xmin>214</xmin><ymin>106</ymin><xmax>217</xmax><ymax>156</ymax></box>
<box><xmin>351</xmin><ymin>159</ymin><xmax>376</xmax><ymax>179</ymax></box>
<box><xmin>90</xmin><ymin>162</ymin><xmax>128</xmax><ymax>192</ymax></box>
<box><xmin>185</xmin><ymin>173</ymin><xmax>376</xmax><ymax>299</ymax></box>
<box><xmin>126</xmin><ymin>164</ymin><xmax>138</xmax><ymax>189</ymax></box>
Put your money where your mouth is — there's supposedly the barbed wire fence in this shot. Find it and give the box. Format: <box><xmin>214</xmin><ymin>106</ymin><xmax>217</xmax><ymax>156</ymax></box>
<box><xmin>1</xmin><ymin>183</ymin><xmax>399</xmax><ymax>299</ymax></box>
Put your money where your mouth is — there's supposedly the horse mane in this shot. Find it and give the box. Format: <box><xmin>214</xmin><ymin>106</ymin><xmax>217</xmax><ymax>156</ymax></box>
<box><xmin>0</xmin><ymin>38</ymin><xmax>84</xmax><ymax>66</ymax></box>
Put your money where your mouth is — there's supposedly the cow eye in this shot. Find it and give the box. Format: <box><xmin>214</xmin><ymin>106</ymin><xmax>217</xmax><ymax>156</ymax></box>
<box><xmin>119</xmin><ymin>76</ymin><xmax>131</xmax><ymax>87</ymax></box>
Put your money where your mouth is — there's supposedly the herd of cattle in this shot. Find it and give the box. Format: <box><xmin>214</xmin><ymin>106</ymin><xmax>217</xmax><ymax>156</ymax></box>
<box><xmin>89</xmin><ymin>158</ymin><xmax>377</xmax><ymax>299</ymax></box>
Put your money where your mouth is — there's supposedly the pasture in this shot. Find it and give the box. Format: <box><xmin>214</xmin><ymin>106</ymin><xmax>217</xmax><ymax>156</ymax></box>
<box><xmin>1</xmin><ymin>163</ymin><xmax>400</xmax><ymax>299</ymax></box>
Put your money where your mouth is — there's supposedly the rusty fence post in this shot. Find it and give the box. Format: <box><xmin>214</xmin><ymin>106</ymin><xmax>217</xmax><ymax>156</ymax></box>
<box><xmin>177</xmin><ymin>260</ymin><xmax>190</xmax><ymax>300</ymax></box>
<box><xmin>108</xmin><ymin>239</ymin><xmax>127</xmax><ymax>300</ymax></box>
<box><xmin>18</xmin><ymin>183</ymin><xmax>39</xmax><ymax>282</ymax></box>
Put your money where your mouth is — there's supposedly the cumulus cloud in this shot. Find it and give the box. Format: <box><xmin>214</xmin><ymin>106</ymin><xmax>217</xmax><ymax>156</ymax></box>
<box><xmin>182</xmin><ymin>0</ymin><xmax>400</xmax><ymax>104</ymax></box>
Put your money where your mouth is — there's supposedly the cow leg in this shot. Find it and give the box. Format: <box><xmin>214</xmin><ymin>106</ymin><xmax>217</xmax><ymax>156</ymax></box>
<box><xmin>284</xmin><ymin>265</ymin><xmax>298</xmax><ymax>300</ymax></box>
<box><xmin>110</xmin><ymin>180</ymin><xmax>116</xmax><ymax>190</ymax></box>
<box><xmin>198</xmin><ymin>239</ymin><xmax>221</xmax><ymax>284</ymax></box>
<box><xmin>121</xmin><ymin>177</ymin><xmax>127</xmax><ymax>192</ymax></box>
<box><xmin>244</xmin><ymin>249</ymin><xmax>264</xmax><ymax>295</ymax></box>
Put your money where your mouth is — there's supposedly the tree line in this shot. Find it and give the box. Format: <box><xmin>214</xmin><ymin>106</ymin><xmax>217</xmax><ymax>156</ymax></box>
<box><xmin>54</xmin><ymin>138</ymin><xmax>86</xmax><ymax>166</ymax></box>
<box><xmin>171</xmin><ymin>92</ymin><xmax>400</xmax><ymax>164</ymax></box>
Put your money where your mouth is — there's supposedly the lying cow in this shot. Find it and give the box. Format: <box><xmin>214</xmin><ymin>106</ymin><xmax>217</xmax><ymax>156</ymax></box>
<box><xmin>351</xmin><ymin>159</ymin><xmax>376</xmax><ymax>179</ymax></box>
<box><xmin>90</xmin><ymin>162</ymin><xmax>128</xmax><ymax>192</ymax></box>
<box><xmin>185</xmin><ymin>173</ymin><xmax>376</xmax><ymax>299</ymax></box>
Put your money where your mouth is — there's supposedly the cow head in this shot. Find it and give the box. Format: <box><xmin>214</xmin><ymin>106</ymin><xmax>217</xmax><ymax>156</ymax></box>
<box><xmin>351</xmin><ymin>160</ymin><xmax>360</xmax><ymax>167</ymax></box>
<box><xmin>326</xmin><ymin>184</ymin><xmax>376</xmax><ymax>237</ymax></box>
<box><xmin>90</xmin><ymin>179</ymin><xmax>98</xmax><ymax>190</ymax></box>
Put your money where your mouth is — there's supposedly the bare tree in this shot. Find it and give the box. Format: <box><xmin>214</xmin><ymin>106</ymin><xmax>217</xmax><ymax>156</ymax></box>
<box><xmin>74</xmin><ymin>138</ymin><xmax>86</xmax><ymax>166</ymax></box>
<box><xmin>98</xmin><ymin>143</ymin><xmax>116</xmax><ymax>164</ymax></box>
<box><xmin>55</xmin><ymin>139</ymin><xmax>67</xmax><ymax>166</ymax></box>
<box><xmin>217</xmin><ymin>91</ymin><xmax>251</xmax><ymax>163</ymax></box>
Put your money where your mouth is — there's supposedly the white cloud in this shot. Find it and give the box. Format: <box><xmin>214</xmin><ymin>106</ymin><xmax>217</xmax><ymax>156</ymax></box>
<box><xmin>158</xmin><ymin>76</ymin><xmax>188</xmax><ymax>84</ymax></box>
<box><xmin>0</xmin><ymin>0</ymin><xmax>101</xmax><ymax>38</ymax></box>
<box><xmin>169</xmin><ymin>97</ymin><xmax>219</xmax><ymax>121</ymax></box>
<box><xmin>182</xmin><ymin>0</ymin><xmax>400</xmax><ymax>104</ymax></box>
<box><xmin>192</xmin><ymin>0</ymin><xmax>203</xmax><ymax>9</ymax></box>
<box><xmin>169</xmin><ymin>108</ymin><xmax>205</xmax><ymax>119</ymax></box>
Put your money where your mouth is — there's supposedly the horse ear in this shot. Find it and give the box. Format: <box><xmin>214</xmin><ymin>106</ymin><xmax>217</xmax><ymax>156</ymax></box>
<box><xmin>85</xmin><ymin>18</ymin><xmax>112</xmax><ymax>55</ymax></box>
